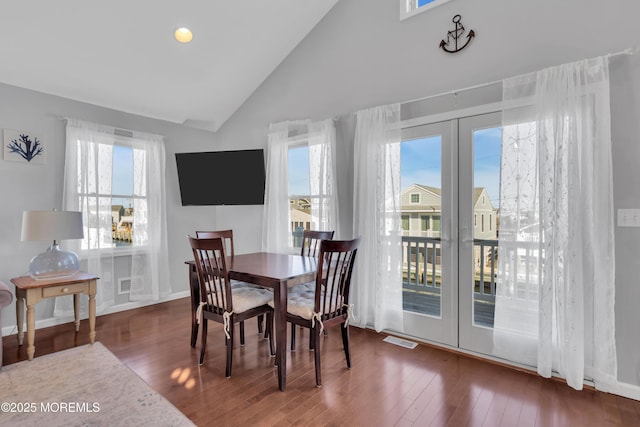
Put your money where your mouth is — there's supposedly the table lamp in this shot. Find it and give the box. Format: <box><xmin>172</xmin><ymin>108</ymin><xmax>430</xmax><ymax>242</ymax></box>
<box><xmin>21</xmin><ymin>210</ymin><xmax>84</xmax><ymax>280</ymax></box>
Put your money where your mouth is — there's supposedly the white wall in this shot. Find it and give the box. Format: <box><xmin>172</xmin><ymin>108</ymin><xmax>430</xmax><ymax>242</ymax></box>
<box><xmin>0</xmin><ymin>83</ymin><xmax>219</xmax><ymax>331</ymax></box>
<box><xmin>213</xmin><ymin>0</ymin><xmax>640</xmax><ymax>387</ymax></box>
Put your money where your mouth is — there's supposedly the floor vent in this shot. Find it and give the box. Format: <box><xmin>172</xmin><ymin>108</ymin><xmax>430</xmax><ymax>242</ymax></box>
<box><xmin>383</xmin><ymin>336</ymin><xmax>418</xmax><ymax>349</ymax></box>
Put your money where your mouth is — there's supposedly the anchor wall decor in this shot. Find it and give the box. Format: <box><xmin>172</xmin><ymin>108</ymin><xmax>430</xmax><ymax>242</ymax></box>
<box><xmin>439</xmin><ymin>14</ymin><xmax>475</xmax><ymax>54</ymax></box>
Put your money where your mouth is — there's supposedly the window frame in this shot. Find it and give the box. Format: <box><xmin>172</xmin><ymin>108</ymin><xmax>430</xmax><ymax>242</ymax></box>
<box><xmin>80</xmin><ymin>137</ymin><xmax>150</xmax><ymax>254</ymax></box>
<box><xmin>287</xmin><ymin>140</ymin><xmax>332</xmax><ymax>248</ymax></box>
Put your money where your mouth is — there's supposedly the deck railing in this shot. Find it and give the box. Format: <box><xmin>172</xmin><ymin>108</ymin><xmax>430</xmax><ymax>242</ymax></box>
<box><xmin>401</xmin><ymin>236</ymin><xmax>500</xmax><ymax>301</ymax></box>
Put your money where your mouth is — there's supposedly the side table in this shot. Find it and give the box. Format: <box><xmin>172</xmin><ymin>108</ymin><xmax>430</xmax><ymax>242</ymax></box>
<box><xmin>10</xmin><ymin>272</ymin><xmax>99</xmax><ymax>360</ymax></box>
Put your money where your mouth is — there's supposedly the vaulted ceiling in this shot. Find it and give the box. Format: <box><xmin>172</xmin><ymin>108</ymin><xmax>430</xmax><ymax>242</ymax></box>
<box><xmin>0</xmin><ymin>1</ymin><xmax>338</xmax><ymax>131</ymax></box>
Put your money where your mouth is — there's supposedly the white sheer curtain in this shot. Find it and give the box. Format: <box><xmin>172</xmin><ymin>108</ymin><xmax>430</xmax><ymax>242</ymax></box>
<box><xmin>59</xmin><ymin>119</ymin><xmax>116</xmax><ymax>314</ymax></box>
<box><xmin>129</xmin><ymin>130</ymin><xmax>171</xmax><ymax>301</ymax></box>
<box><xmin>308</xmin><ymin>119</ymin><xmax>339</xmax><ymax>233</ymax></box>
<box><xmin>57</xmin><ymin>119</ymin><xmax>170</xmax><ymax>316</ymax></box>
<box><xmin>262</xmin><ymin>119</ymin><xmax>338</xmax><ymax>252</ymax></box>
<box><xmin>494</xmin><ymin>56</ymin><xmax>617</xmax><ymax>391</ymax></box>
<box><xmin>351</xmin><ymin>104</ymin><xmax>403</xmax><ymax>333</ymax></box>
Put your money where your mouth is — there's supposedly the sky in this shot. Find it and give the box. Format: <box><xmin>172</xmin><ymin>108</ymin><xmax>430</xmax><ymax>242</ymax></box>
<box><xmin>288</xmin><ymin>145</ymin><xmax>310</xmax><ymax>196</ymax></box>
<box><xmin>401</xmin><ymin>127</ymin><xmax>502</xmax><ymax>207</ymax></box>
<box><xmin>112</xmin><ymin>145</ymin><xmax>133</xmax><ymax>207</ymax></box>
<box><xmin>287</xmin><ymin>126</ymin><xmax>503</xmax><ymax>206</ymax></box>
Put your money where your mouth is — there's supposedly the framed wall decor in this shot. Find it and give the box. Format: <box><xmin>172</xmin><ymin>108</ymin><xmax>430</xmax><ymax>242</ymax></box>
<box><xmin>3</xmin><ymin>128</ymin><xmax>45</xmax><ymax>164</ymax></box>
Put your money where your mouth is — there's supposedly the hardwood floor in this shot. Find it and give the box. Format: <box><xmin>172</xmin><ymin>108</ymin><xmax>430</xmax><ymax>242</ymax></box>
<box><xmin>3</xmin><ymin>297</ymin><xmax>639</xmax><ymax>426</ymax></box>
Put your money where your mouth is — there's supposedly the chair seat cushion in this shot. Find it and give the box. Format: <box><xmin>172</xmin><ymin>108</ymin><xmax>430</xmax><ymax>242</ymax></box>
<box><xmin>207</xmin><ymin>285</ymin><xmax>273</xmax><ymax>314</ymax></box>
<box><xmin>269</xmin><ymin>284</ymin><xmax>343</xmax><ymax>320</ymax></box>
<box><xmin>230</xmin><ymin>279</ymin><xmax>262</xmax><ymax>289</ymax></box>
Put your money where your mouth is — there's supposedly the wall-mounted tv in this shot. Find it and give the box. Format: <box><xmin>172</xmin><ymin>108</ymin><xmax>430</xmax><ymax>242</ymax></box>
<box><xmin>175</xmin><ymin>149</ymin><xmax>266</xmax><ymax>206</ymax></box>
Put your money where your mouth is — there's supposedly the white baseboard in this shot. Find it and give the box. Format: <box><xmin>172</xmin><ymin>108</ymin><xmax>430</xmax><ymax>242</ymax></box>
<box><xmin>1</xmin><ymin>291</ymin><xmax>190</xmax><ymax>338</ymax></box>
<box><xmin>611</xmin><ymin>381</ymin><xmax>640</xmax><ymax>401</ymax></box>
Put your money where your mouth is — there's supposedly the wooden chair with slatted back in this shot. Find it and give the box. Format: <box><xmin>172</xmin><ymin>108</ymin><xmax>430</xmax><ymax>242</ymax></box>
<box><xmin>189</xmin><ymin>236</ymin><xmax>275</xmax><ymax>375</ymax></box>
<box><xmin>300</xmin><ymin>229</ymin><xmax>335</xmax><ymax>258</ymax></box>
<box><xmin>284</xmin><ymin>237</ymin><xmax>361</xmax><ymax>387</ymax></box>
<box><xmin>291</xmin><ymin>229</ymin><xmax>335</xmax><ymax>350</ymax></box>
<box><xmin>193</xmin><ymin>230</ymin><xmax>266</xmax><ymax>348</ymax></box>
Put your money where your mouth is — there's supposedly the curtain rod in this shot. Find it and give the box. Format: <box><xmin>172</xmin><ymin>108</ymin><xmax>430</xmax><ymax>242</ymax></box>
<box><xmin>58</xmin><ymin>116</ymin><xmax>134</xmax><ymax>136</ymax></box>
<box><xmin>400</xmin><ymin>46</ymin><xmax>636</xmax><ymax>107</ymax></box>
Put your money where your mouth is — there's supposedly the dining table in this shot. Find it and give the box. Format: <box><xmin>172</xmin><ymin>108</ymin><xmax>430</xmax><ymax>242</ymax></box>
<box><xmin>186</xmin><ymin>252</ymin><xmax>318</xmax><ymax>391</ymax></box>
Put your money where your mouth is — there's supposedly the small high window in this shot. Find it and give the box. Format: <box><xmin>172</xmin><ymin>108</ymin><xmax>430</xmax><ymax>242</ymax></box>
<box><xmin>400</xmin><ymin>0</ymin><xmax>453</xmax><ymax>20</ymax></box>
<box><xmin>411</xmin><ymin>193</ymin><xmax>420</xmax><ymax>203</ymax></box>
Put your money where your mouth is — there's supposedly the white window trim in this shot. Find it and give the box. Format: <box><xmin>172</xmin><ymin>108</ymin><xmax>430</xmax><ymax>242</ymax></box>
<box><xmin>400</xmin><ymin>0</ymin><xmax>453</xmax><ymax>21</ymax></box>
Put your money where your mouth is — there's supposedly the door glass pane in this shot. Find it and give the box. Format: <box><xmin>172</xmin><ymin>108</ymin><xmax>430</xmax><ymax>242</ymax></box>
<box><xmin>401</xmin><ymin>136</ymin><xmax>442</xmax><ymax>317</ymax></box>
<box><xmin>472</xmin><ymin>127</ymin><xmax>501</xmax><ymax>327</ymax></box>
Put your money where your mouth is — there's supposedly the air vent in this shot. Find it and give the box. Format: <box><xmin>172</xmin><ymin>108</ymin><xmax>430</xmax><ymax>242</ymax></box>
<box><xmin>383</xmin><ymin>335</ymin><xmax>418</xmax><ymax>349</ymax></box>
<box><xmin>118</xmin><ymin>277</ymin><xmax>132</xmax><ymax>295</ymax></box>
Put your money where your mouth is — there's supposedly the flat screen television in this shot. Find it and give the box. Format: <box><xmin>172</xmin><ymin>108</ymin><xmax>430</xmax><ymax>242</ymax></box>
<box><xmin>175</xmin><ymin>149</ymin><xmax>266</xmax><ymax>206</ymax></box>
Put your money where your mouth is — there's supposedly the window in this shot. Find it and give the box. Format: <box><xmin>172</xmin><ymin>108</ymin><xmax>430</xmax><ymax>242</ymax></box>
<box><xmin>481</xmin><ymin>214</ymin><xmax>485</xmax><ymax>233</ymax></box>
<box><xmin>402</xmin><ymin>215</ymin><xmax>410</xmax><ymax>231</ymax></box>
<box><xmin>489</xmin><ymin>214</ymin><xmax>492</xmax><ymax>231</ymax></box>
<box><xmin>432</xmin><ymin>215</ymin><xmax>441</xmax><ymax>232</ymax></box>
<box><xmin>76</xmin><ymin>140</ymin><xmax>146</xmax><ymax>250</ymax></box>
<box><xmin>411</xmin><ymin>193</ymin><xmax>420</xmax><ymax>203</ymax></box>
<box><xmin>421</xmin><ymin>215</ymin><xmax>430</xmax><ymax>231</ymax></box>
<box><xmin>400</xmin><ymin>0</ymin><xmax>453</xmax><ymax>20</ymax></box>
<box><xmin>112</xmin><ymin>144</ymin><xmax>135</xmax><ymax>247</ymax></box>
<box><xmin>264</xmin><ymin>119</ymin><xmax>337</xmax><ymax>253</ymax></box>
<box><xmin>63</xmin><ymin>118</ymin><xmax>171</xmax><ymax>311</ymax></box>
<box><xmin>288</xmin><ymin>144</ymin><xmax>311</xmax><ymax>248</ymax></box>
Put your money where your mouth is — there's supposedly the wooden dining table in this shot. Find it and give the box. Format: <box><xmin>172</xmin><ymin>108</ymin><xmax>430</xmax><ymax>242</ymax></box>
<box><xmin>186</xmin><ymin>252</ymin><xmax>318</xmax><ymax>391</ymax></box>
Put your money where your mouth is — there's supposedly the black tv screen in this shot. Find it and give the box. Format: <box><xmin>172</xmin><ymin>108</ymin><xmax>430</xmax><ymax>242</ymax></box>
<box><xmin>175</xmin><ymin>149</ymin><xmax>266</xmax><ymax>206</ymax></box>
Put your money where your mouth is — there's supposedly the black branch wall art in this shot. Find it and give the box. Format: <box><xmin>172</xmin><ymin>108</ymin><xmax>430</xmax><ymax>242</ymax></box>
<box><xmin>7</xmin><ymin>133</ymin><xmax>43</xmax><ymax>162</ymax></box>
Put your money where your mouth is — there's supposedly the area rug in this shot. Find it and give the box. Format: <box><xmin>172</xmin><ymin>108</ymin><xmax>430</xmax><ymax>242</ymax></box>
<box><xmin>0</xmin><ymin>342</ymin><xmax>194</xmax><ymax>427</ymax></box>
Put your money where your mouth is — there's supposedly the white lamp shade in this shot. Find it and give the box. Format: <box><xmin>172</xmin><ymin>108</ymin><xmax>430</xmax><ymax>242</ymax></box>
<box><xmin>21</xmin><ymin>210</ymin><xmax>84</xmax><ymax>242</ymax></box>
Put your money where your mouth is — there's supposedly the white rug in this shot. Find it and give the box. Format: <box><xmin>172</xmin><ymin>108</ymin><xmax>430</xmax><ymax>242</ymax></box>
<box><xmin>0</xmin><ymin>342</ymin><xmax>194</xmax><ymax>427</ymax></box>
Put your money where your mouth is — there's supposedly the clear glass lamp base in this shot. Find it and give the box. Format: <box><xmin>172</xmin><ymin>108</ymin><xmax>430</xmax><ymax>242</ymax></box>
<box><xmin>29</xmin><ymin>243</ymin><xmax>80</xmax><ymax>280</ymax></box>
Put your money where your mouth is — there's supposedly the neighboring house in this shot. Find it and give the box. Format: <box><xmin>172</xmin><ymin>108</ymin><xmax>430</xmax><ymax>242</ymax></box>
<box><xmin>111</xmin><ymin>205</ymin><xmax>133</xmax><ymax>243</ymax></box>
<box><xmin>400</xmin><ymin>184</ymin><xmax>497</xmax><ymax>240</ymax></box>
<box><xmin>290</xmin><ymin>197</ymin><xmax>311</xmax><ymax>210</ymax></box>
<box><xmin>290</xmin><ymin>205</ymin><xmax>311</xmax><ymax>232</ymax></box>
<box><xmin>111</xmin><ymin>205</ymin><xmax>125</xmax><ymax>225</ymax></box>
<box><xmin>401</xmin><ymin>184</ymin><xmax>443</xmax><ymax>238</ymax></box>
<box><xmin>472</xmin><ymin>188</ymin><xmax>498</xmax><ymax>240</ymax></box>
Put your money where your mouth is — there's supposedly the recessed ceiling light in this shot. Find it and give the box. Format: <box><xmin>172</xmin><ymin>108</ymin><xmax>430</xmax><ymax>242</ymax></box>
<box><xmin>174</xmin><ymin>27</ymin><xmax>193</xmax><ymax>44</ymax></box>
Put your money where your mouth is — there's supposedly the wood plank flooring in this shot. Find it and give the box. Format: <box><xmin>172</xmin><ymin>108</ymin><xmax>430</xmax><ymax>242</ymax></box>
<box><xmin>2</xmin><ymin>297</ymin><xmax>639</xmax><ymax>426</ymax></box>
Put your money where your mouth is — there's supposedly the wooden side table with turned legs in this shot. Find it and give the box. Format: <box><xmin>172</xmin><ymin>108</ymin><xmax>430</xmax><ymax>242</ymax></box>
<box><xmin>10</xmin><ymin>272</ymin><xmax>99</xmax><ymax>360</ymax></box>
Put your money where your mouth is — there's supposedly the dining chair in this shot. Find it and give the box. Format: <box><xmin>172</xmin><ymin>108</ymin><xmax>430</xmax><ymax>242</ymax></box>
<box><xmin>277</xmin><ymin>237</ymin><xmax>360</xmax><ymax>387</ymax></box>
<box><xmin>193</xmin><ymin>230</ymin><xmax>266</xmax><ymax>348</ymax></box>
<box><xmin>290</xmin><ymin>229</ymin><xmax>335</xmax><ymax>351</ymax></box>
<box><xmin>189</xmin><ymin>236</ymin><xmax>275</xmax><ymax>375</ymax></box>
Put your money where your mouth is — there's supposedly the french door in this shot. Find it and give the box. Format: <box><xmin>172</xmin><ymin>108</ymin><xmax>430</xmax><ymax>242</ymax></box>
<box><xmin>400</xmin><ymin>112</ymin><xmax>502</xmax><ymax>355</ymax></box>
